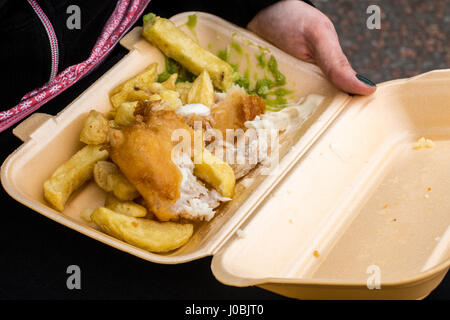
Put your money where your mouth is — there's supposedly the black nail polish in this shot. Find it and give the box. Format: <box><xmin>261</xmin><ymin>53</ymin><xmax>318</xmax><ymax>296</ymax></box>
<box><xmin>356</xmin><ymin>74</ymin><xmax>376</xmax><ymax>87</ymax></box>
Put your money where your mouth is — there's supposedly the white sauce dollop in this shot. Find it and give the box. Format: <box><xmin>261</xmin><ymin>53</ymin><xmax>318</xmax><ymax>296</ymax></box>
<box><xmin>175</xmin><ymin>103</ymin><xmax>210</xmax><ymax>117</ymax></box>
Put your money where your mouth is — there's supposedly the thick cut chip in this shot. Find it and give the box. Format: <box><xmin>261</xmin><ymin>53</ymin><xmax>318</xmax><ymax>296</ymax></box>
<box><xmin>80</xmin><ymin>110</ymin><xmax>109</xmax><ymax>145</ymax></box>
<box><xmin>187</xmin><ymin>70</ymin><xmax>214</xmax><ymax>108</ymax></box>
<box><xmin>194</xmin><ymin>149</ymin><xmax>235</xmax><ymax>198</ymax></box>
<box><xmin>114</xmin><ymin>101</ymin><xmax>139</xmax><ymax>127</ymax></box>
<box><xmin>125</xmin><ymin>88</ymin><xmax>153</xmax><ymax>102</ymax></box>
<box><xmin>91</xmin><ymin>207</ymin><xmax>194</xmax><ymax>252</ymax></box>
<box><xmin>176</xmin><ymin>82</ymin><xmax>193</xmax><ymax>105</ymax></box>
<box><xmin>109</xmin><ymin>63</ymin><xmax>158</xmax><ymax>108</ymax></box>
<box><xmin>93</xmin><ymin>161</ymin><xmax>139</xmax><ymax>201</ymax></box>
<box><xmin>161</xmin><ymin>73</ymin><xmax>178</xmax><ymax>91</ymax></box>
<box><xmin>44</xmin><ymin>145</ymin><xmax>109</xmax><ymax>211</ymax></box>
<box><xmin>109</xmin><ymin>119</ymin><xmax>121</xmax><ymax>129</ymax></box>
<box><xmin>111</xmin><ymin>88</ymin><xmax>152</xmax><ymax>110</ymax></box>
<box><xmin>81</xmin><ymin>208</ymin><xmax>95</xmax><ymax>222</ymax></box>
<box><xmin>104</xmin><ymin>193</ymin><xmax>147</xmax><ymax>218</ymax></box>
<box><xmin>142</xmin><ymin>15</ymin><xmax>233</xmax><ymax>91</ymax></box>
<box><xmin>159</xmin><ymin>90</ymin><xmax>182</xmax><ymax>110</ymax></box>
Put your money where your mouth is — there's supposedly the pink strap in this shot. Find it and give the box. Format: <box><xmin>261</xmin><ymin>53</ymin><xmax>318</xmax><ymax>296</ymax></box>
<box><xmin>0</xmin><ymin>0</ymin><xmax>151</xmax><ymax>133</ymax></box>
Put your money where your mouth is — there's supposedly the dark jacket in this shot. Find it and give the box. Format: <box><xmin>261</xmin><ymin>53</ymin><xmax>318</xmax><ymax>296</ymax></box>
<box><xmin>0</xmin><ymin>0</ymin><xmax>312</xmax><ymax>109</ymax></box>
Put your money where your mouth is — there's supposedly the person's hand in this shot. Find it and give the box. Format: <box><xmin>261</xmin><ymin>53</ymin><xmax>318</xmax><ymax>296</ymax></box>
<box><xmin>248</xmin><ymin>0</ymin><xmax>376</xmax><ymax>95</ymax></box>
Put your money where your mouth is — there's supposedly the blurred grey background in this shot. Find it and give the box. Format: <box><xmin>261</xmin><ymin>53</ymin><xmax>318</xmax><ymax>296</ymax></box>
<box><xmin>315</xmin><ymin>0</ymin><xmax>449</xmax><ymax>84</ymax></box>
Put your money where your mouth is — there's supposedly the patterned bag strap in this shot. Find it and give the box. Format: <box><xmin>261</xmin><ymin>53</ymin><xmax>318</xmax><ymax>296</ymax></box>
<box><xmin>0</xmin><ymin>0</ymin><xmax>151</xmax><ymax>133</ymax></box>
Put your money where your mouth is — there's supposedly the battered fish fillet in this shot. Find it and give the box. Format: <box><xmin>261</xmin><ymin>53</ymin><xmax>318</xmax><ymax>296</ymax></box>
<box><xmin>109</xmin><ymin>109</ymin><xmax>193</xmax><ymax>221</ymax></box>
<box><xmin>109</xmin><ymin>105</ymin><xmax>229</xmax><ymax>221</ymax></box>
<box><xmin>210</xmin><ymin>87</ymin><xmax>266</xmax><ymax>137</ymax></box>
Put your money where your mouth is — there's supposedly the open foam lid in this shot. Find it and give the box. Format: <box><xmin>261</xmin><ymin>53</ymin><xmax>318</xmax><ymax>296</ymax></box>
<box><xmin>211</xmin><ymin>69</ymin><xmax>450</xmax><ymax>287</ymax></box>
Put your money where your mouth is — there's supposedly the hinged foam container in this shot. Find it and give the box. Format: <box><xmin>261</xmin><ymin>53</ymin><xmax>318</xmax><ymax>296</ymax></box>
<box><xmin>2</xmin><ymin>12</ymin><xmax>450</xmax><ymax>299</ymax></box>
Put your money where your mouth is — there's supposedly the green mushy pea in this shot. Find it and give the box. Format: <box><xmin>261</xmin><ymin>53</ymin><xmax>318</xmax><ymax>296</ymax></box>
<box><xmin>256</xmin><ymin>52</ymin><xmax>267</xmax><ymax>68</ymax></box>
<box><xmin>186</xmin><ymin>14</ymin><xmax>197</xmax><ymax>29</ymax></box>
<box><xmin>231</xmin><ymin>40</ymin><xmax>243</xmax><ymax>54</ymax></box>
<box><xmin>265</xmin><ymin>87</ymin><xmax>294</xmax><ymax>110</ymax></box>
<box><xmin>185</xmin><ymin>14</ymin><xmax>199</xmax><ymax>42</ymax></box>
<box><xmin>143</xmin><ymin>13</ymin><xmax>156</xmax><ymax>24</ymax></box>
<box><xmin>218</xmin><ymin>48</ymin><xmax>231</xmax><ymax>63</ymax></box>
<box><xmin>219</xmin><ymin>40</ymin><xmax>291</xmax><ymax>109</ymax></box>
<box><xmin>235</xmin><ymin>74</ymin><xmax>250</xmax><ymax>91</ymax></box>
<box><xmin>218</xmin><ymin>39</ymin><xmax>291</xmax><ymax>109</ymax></box>
<box><xmin>254</xmin><ymin>78</ymin><xmax>274</xmax><ymax>97</ymax></box>
<box><xmin>157</xmin><ymin>57</ymin><xmax>196</xmax><ymax>83</ymax></box>
<box><xmin>251</xmin><ymin>55</ymin><xmax>290</xmax><ymax>109</ymax></box>
<box><xmin>267</xmin><ymin>55</ymin><xmax>286</xmax><ymax>86</ymax></box>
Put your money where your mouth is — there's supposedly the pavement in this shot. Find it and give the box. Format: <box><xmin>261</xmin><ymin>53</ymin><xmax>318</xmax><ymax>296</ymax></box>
<box><xmin>315</xmin><ymin>0</ymin><xmax>449</xmax><ymax>84</ymax></box>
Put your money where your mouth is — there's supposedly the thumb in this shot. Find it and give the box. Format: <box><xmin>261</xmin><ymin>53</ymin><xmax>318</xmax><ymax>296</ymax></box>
<box><xmin>312</xmin><ymin>28</ymin><xmax>376</xmax><ymax>95</ymax></box>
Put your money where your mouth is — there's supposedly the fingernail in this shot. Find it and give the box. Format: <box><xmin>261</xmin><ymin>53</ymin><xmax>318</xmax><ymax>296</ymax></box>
<box><xmin>356</xmin><ymin>74</ymin><xmax>376</xmax><ymax>86</ymax></box>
